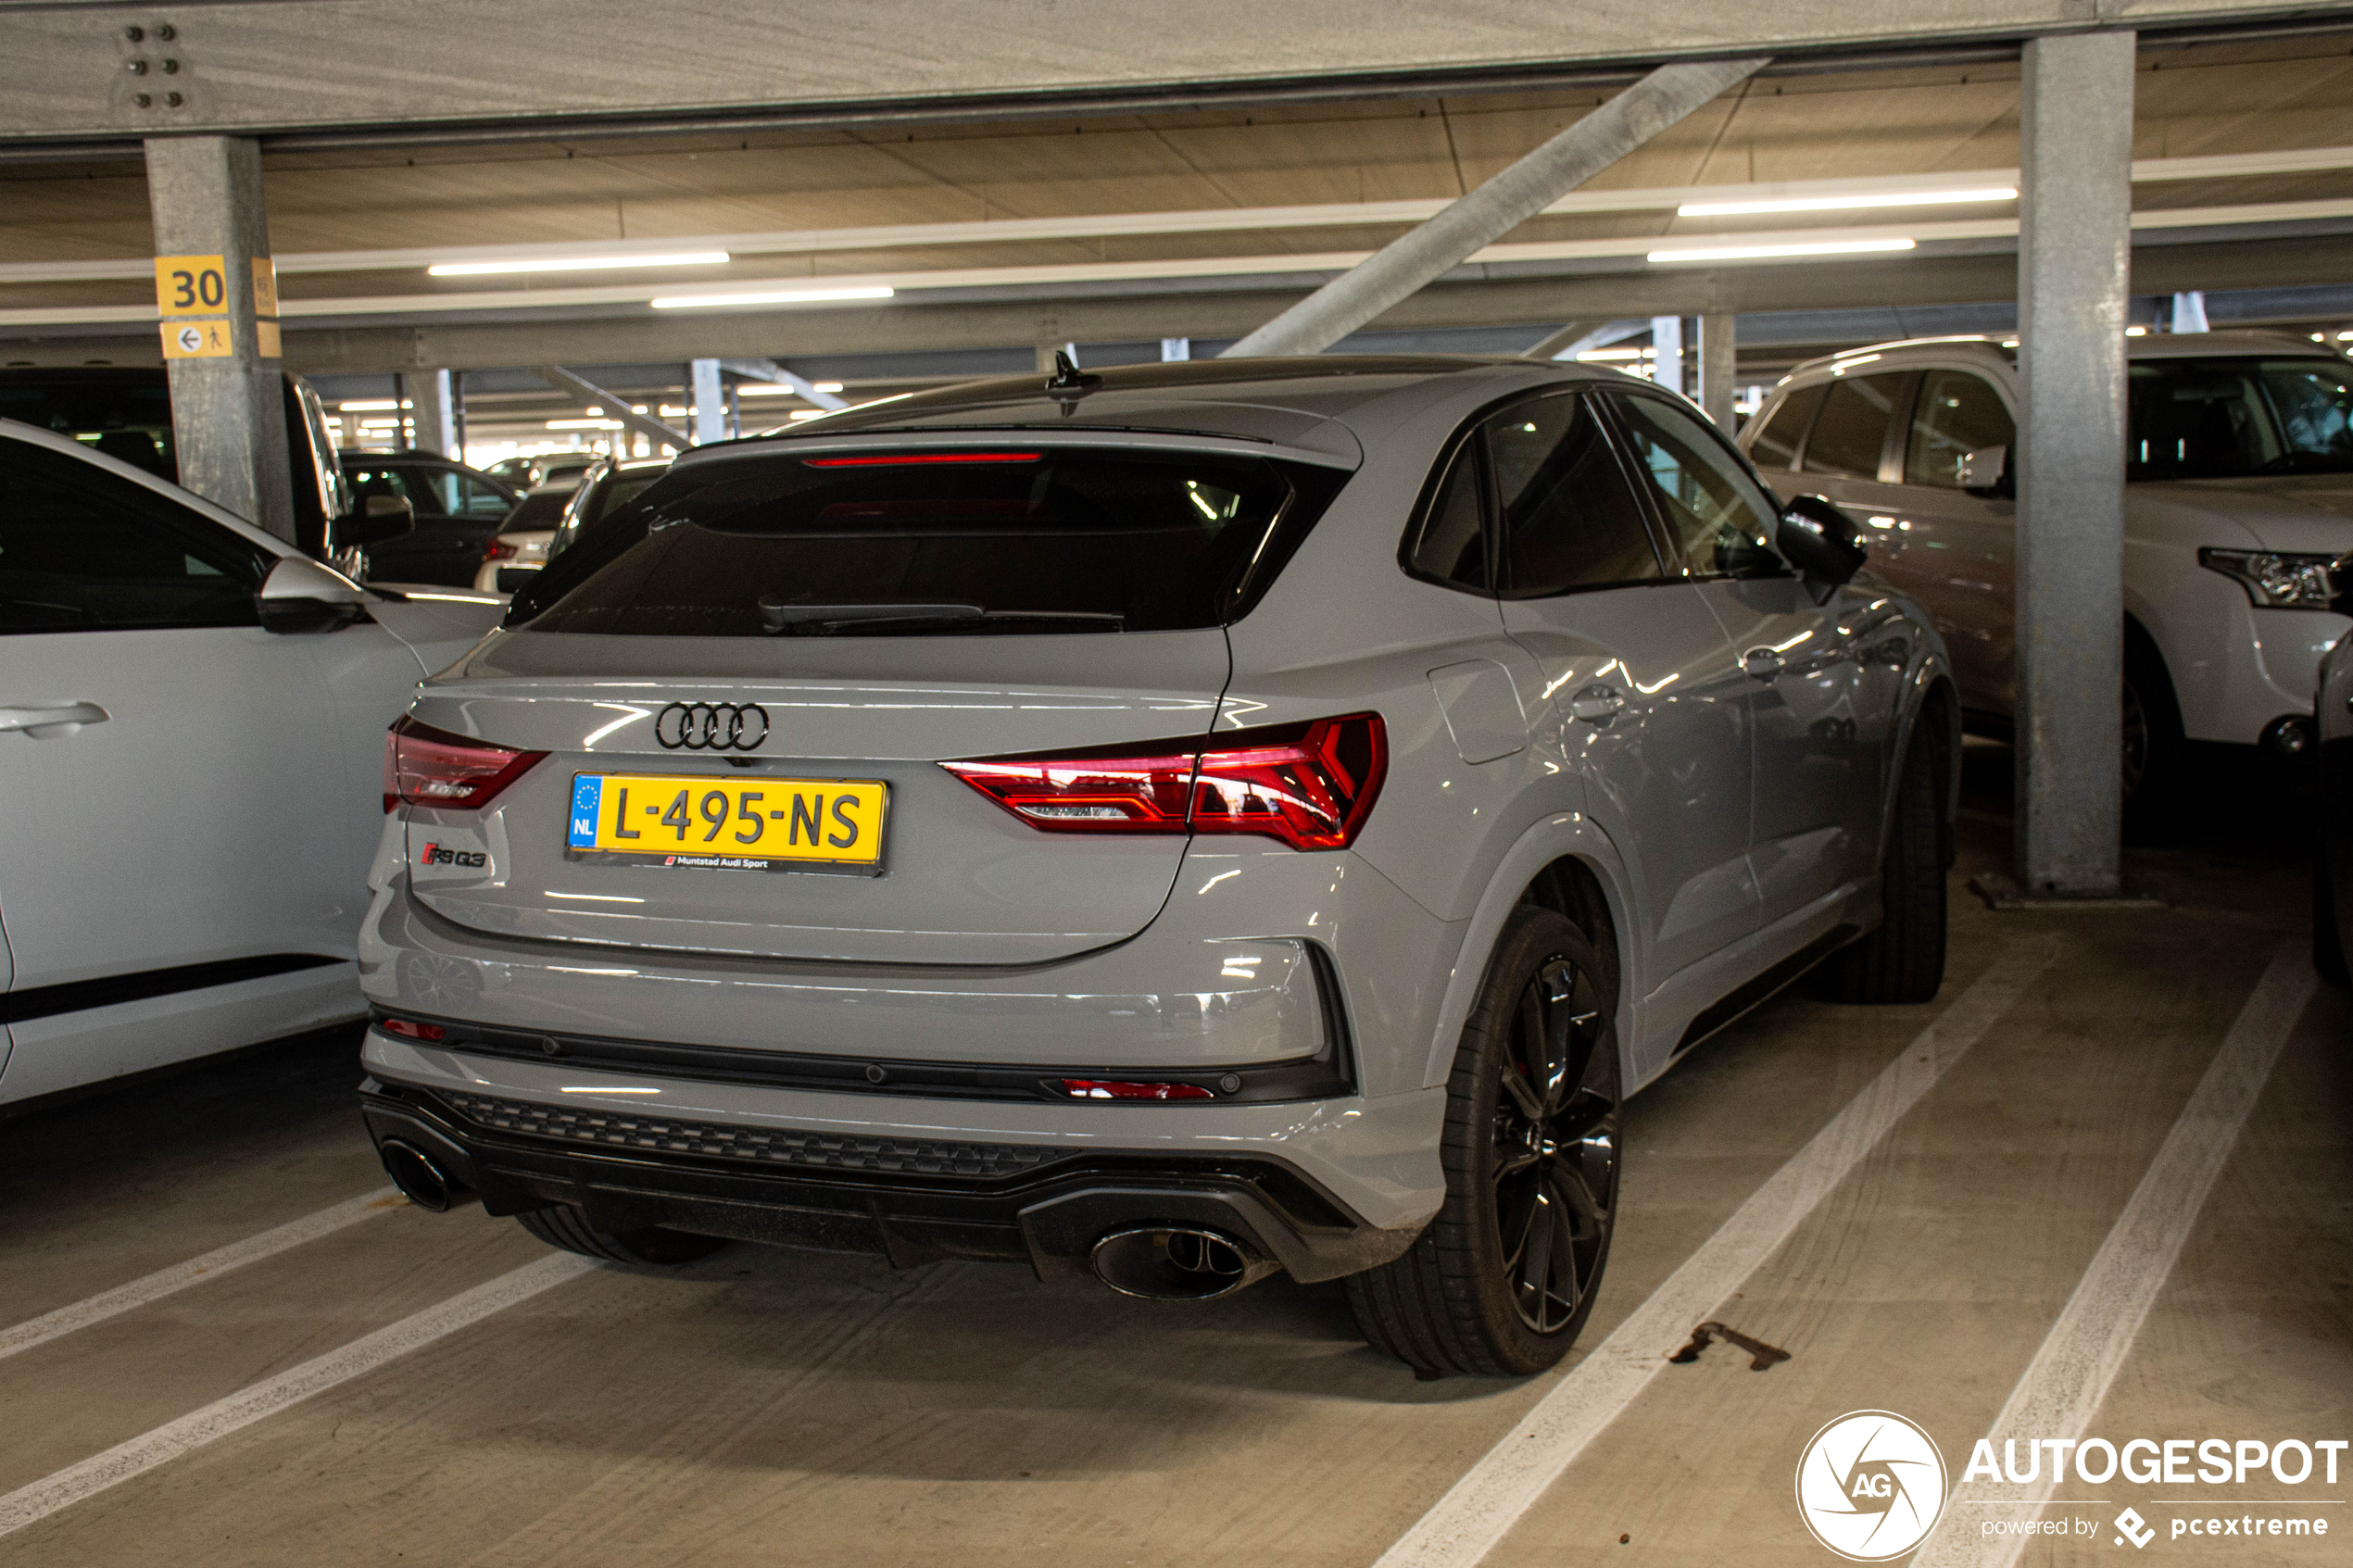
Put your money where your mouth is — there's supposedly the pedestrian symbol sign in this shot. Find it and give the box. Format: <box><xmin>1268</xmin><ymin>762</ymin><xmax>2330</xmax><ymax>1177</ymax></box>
<box><xmin>159</xmin><ymin>319</ymin><xmax>234</xmax><ymax>358</ymax></box>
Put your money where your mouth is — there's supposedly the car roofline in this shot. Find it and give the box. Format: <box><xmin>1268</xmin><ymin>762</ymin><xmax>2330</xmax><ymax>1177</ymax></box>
<box><xmin>1779</xmin><ymin>328</ymin><xmax>2345</xmax><ymax>383</ymax></box>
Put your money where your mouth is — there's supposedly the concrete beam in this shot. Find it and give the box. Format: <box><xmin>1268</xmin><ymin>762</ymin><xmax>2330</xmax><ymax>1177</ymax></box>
<box><xmin>1221</xmin><ymin>57</ymin><xmax>1766</xmax><ymax>357</ymax></box>
<box><xmin>1650</xmin><ymin>315</ymin><xmax>1687</xmax><ymax>398</ymax></box>
<box><xmin>535</xmin><ymin>363</ymin><xmax>686</xmax><ymax>453</ymax></box>
<box><xmin>145</xmin><ymin>135</ymin><xmax>296</xmax><ymax>541</ymax></box>
<box><xmin>689</xmin><ymin>358</ymin><xmax>724</xmax><ymax>445</ymax></box>
<box><xmin>2015</xmin><ymin>30</ymin><xmax>2136</xmax><ymax>897</ymax></box>
<box><xmin>0</xmin><ymin>2</ymin><xmax>2314</xmax><ymax>151</ymax></box>
<box><xmin>716</xmin><ymin>358</ymin><xmax>848</xmax><ymax>410</ymax></box>
<box><xmin>11</xmin><ymin>231</ymin><xmax>2345</xmax><ymax>378</ymax></box>
<box><xmin>1698</xmin><ymin>313</ymin><xmax>1737</xmax><ymax>428</ymax></box>
<box><xmin>408</xmin><ymin>368</ymin><xmax>457</xmax><ymax>457</ymax></box>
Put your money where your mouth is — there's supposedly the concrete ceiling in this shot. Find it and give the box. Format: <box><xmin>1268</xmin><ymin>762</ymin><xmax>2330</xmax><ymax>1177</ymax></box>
<box><xmin>3</xmin><ymin>31</ymin><xmax>2351</xmax><ymax>381</ymax></box>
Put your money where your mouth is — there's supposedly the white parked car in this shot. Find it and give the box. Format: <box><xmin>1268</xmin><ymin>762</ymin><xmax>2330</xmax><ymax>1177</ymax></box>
<box><xmin>474</xmin><ymin>459</ymin><xmax>666</xmax><ymax>593</ymax></box>
<box><xmin>1739</xmin><ymin>330</ymin><xmax>2353</xmax><ymax>812</ymax></box>
<box><xmin>0</xmin><ymin>420</ymin><xmax>503</xmax><ymax>1107</ymax></box>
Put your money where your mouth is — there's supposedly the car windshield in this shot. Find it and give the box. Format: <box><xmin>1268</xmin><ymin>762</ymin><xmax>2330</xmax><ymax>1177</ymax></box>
<box><xmin>2126</xmin><ymin>357</ymin><xmax>2353</xmax><ymax>480</ymax></box>
<box><xmin>513</xmin><ymin>445</ymin><xmax>1341</xmax><ymax>636</ymax></box>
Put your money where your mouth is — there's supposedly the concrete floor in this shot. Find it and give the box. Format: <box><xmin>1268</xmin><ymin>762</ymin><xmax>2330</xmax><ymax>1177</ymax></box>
<box><xmin>0</xmin><ymin>741</ymin><xmax>2345</xmax><ymax>1566</ymax></box>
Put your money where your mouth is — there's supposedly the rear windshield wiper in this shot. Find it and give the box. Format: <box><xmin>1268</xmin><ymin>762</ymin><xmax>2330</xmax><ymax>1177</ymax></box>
<box><xmin>758</xmin><ymin>599</ymin><xmax>1125</xmax><ymax>634</ymax></box>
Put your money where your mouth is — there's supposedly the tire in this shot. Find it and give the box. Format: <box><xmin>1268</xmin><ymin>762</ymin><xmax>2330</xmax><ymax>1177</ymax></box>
<box><xmin>1818</xmin><ymin>723</ymin><xmax>1946</xmax><ymax>1005</ymax></box>
<box><xmin>2315</xmin><ymin>856</ymin><xmax>2350</xmax><ymax>988</ymax></box>
<box><xmin>1346</xmin><ymin>907</ymin><xmax>1621</xmax><ymax>1377</ymax></box>
<box><xmin>2121</xmin><ymin>626</ymin><xmax>2186</xmax><ymax>835</ymax></box>
<box><xmin>516</xmin><ymin>1204</ymin><xmax>724</xmax><ymax>1266</ymax></box>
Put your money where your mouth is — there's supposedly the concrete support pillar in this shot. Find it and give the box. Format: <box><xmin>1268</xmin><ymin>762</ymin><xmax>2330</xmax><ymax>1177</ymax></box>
<box><xmin>1697</xmin><ymin>313</ymin><xmax>1736</xmax><ymax>429</ymax></box>
<box><xmin>409</xmin><ymin>370</ymin><xmax>457</xmax><ymax>458</ymax></box>
<box><xmin>2170</xmin><ymin>291</ymin><xmax>2209</xmax><ymax>332</ymax></box>
<box><xmin>2016</xmin><ymin>30</ymin><xmax>2136</xmax><ymax>897</ymax></box>
<box><xmin>689</xmin><ymin>358</ymin><xmax>725</xmax><ymax>445</ymax></box>
<box><xmin>1160</xmin><ymin>337</ymin><xmax>1190</xmax><ymax>362</ymax></box>
<box><xmin>1650</xmin><ymin>316</ymin><xmax>1684</xmax><ymax>399</ymax></box>
<box><xmin>145</xmin><ymin>135</ymin><xmax>296</xmax><ymax>541</ymax></box>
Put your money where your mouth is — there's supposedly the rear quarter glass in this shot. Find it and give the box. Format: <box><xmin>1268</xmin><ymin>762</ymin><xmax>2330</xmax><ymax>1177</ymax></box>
<box><xmin>507</xmin><ymin>447</ymin><xmax>1347</xmax><ymax>635</ymax></box>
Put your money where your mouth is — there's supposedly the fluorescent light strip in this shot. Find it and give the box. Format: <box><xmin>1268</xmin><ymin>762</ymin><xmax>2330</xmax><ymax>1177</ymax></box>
<box><xmin>547</xmin><ymin>419</ymin><xmax>623</xmax><ymax>430</ymax></box>
<box><xmin>4</xmin><ymin>148</ymin><xmax>2349</xmax><ymax>293</ymax></box>
<box><xmin>1678</xmin><ymin>186</ymin><xmax>2015</xmax><ymax>218</ymax></box>
<box><xmin>427</xmin><ymin>251</ymin><xmax>729</xmax><ymax>277</ymax></box>
<box><xmin>1648</xmin><ymin>238</ymin><xmax>1919</xmax><ymax>264</ymax></box>
<box><xmin>650</xmin><ymin>284</ymin><xmax>894</xmax><ymax>309</ymax></box>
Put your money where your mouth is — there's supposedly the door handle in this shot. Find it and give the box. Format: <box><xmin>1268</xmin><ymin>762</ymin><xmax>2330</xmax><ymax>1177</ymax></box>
<box><xmin>1566</xmin><ymin>684</ymin><xmax>1627</xmax><ymax>723</ymax></box>
<box><xmin>1741</xmin><ymin>647</ymin><xmax>1785</xmax><ymax>681</ymax></box>
<box><xmin>0</xmin><ymin>702</ymin><xmax>110</xmax><ymax>735</ymax></box>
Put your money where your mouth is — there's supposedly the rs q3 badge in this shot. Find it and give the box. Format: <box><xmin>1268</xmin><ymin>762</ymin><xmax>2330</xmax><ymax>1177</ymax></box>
<box><xmin>656</xmin><ymin>702</ymin><xmax>769</xmax><ymax>751</ymax></box>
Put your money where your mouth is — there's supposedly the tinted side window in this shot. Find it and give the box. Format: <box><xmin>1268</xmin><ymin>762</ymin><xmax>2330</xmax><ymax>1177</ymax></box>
<box><xmin>1905</xmin><ymin>370</ymin><xmax>2015</xmax><ymax>488</ymax></box>
<box><xmin>0</xmin><ymin>440</ymin><xmax>269</xmax><ymax>633</ymax></box>
<box><xmin>1608</xmin><ymin>395</ymin><xmax>1784</xmax><ymax>580</ymax></box>
<box><xmin>1407</xmin><ymin>443</ymin><xmax>1488</xmax><ymax>591</ymax></box>
<box><xmin>1485</xmin><ymin>395</ymin><xmax>1662</xmax><ymax>596</ymax></box>
<box><xmin>1802</xmin><ymin>373</ymin><xmax>1908</xmax><ymax>480</ymax></box>
<box><xmin>1748</xmin><ymin>383</ymin><xmax>1828</xmax><ymax>471</ymax></box>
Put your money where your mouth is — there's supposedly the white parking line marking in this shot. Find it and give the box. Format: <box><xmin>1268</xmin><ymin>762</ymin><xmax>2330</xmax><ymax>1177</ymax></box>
<box><xmin>0</xmin><ymin>1187</ymin><xmax>403</xmax><ymax>1363</ymax></box>
<box><xmin>0</xmin><ymin>1252</ymin><xmax>596</xmax><ymax>1539</ymax></box>
<box><xmin>1374</xmin><ymin>936</ymin><xmax>2061</xmax><ymax>1568</ymax></box>
<box><xmin>1909</xmin><ymin>939</ymin><xmax>2314</xmax><ymax>1567</ymax></box>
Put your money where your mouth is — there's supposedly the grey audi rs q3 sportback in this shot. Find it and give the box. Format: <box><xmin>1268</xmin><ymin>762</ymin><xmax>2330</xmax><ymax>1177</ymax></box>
<box><xmin>359</xmin><ymin>357</ymin><xmax>1957</xmax><ymax>1377</ymax></box>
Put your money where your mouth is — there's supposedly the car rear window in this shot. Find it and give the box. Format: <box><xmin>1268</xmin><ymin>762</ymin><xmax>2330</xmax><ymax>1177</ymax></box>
<box><xmin>510</xmin><ymin>446</ymin><xmax>1345</xmax><ymax>636</ymax></box>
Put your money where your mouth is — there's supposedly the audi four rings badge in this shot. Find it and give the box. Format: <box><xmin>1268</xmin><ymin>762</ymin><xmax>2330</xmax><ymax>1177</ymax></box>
<box><xmin>655</xmin><ymin>702</ymin><xmax>769</xmax><ymax>750</ymax></box>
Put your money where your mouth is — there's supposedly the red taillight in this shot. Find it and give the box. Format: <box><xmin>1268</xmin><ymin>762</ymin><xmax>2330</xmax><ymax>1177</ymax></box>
<box><xmin>942</xmin><ymin>713</ymin><xmax>1386</xmax><ymax>851</ymax></box>
<box><xmin>1059</xmin><ymin>1079</ymin><xmax>1214</xmax><ymax>1101</ymax></box>
<box><xmin>378</xmin><ymin>1017</ymin><xmax>447</xmax><ymax>1042</ymax></box>
<box><xmin>482</xmin><ymin>538</ymin><xmax>519</xmax><ymax>561</ymax></box>
<box><xmin>383</xmin><ymin>715</ymin><xmax>547</xmax><ymax>813</ymax></box>
<box><xmin>803</xmin><ymin>452</ymin><xmax>1040</xmax><ymax>469</ymax></box>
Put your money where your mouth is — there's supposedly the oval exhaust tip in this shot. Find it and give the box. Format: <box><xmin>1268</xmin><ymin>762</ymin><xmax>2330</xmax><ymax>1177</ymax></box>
<box><xmin>379</xmin><ymin>1139</ymin><xmax>455</xmax><ymax>1212</ymax></box>
<box><xmin>1089</xmin><ymin>1225</ymin><xmax>1276</xmax><ymax>1301</ymax></box>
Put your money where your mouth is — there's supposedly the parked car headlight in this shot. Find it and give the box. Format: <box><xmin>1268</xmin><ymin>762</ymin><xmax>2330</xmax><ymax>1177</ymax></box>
<box><xmin>2197</xmin><ymin>547</ymin><xmax>2338</xmax><ymax>609</ymax></box>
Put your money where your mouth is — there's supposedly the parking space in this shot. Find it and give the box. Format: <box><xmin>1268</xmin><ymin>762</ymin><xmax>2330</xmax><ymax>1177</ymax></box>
<box><xmin>2</xmin><ymin>760</ymin><xmax>2341</xmax><ymax>1567</ymax></box>
<box><xmin>6</xmin><ymin>13</ymin><xmax>2352</xmax><ymax>1566</ymax></box>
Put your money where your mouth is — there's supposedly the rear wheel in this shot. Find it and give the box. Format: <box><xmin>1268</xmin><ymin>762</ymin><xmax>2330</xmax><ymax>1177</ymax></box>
<box><xmin>516</xmin><ymin>1205</ymin><xmax>724</xmax><ymax>1266</ymax></box>
<box><xmin>2121</xmin><ymin>626</ymin><xmax>2185</xmax><ymax>834</ymax></box>
<box><xmin>1818</xmin><ymin>722</ymin><xmax>1946</xmax><ymax>1005</ymax></box>
<box><xmin>1346</xmin><ymin>908</ymin><xmax>1620</xmax><ymax>1377</ymax></box>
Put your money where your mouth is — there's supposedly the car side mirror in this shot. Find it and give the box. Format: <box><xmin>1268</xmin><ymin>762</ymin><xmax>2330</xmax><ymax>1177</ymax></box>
<box><xmin>1958</xmin><ymin>444</ymin><xmax>2013</xmax><ymax>496</ymax></box>
<box><xmin>1777</xmin><ymin>494</ymin><xmax>1869</xmax><ymax>603</ymax></box>
<box><xmin>348</xmin><ymin>494</ymin><xmax>415</xmax><ymax>546</ymax></box>
<box><xmin>257</xmin><ymin>555</ymin><xmax>370</xmax><ymax>633</ymax></box>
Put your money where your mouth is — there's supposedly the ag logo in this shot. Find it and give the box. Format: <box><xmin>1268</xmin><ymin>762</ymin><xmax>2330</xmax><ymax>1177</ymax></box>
<box><xmin>1794</xmin><ymin>1411</ymin><xmax>1946</xmax><ymax>1561</ymax></box>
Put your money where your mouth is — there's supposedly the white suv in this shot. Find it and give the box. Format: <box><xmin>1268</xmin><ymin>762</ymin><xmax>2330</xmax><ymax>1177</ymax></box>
<box><xmin>1739</xmin><ymin>331</ymin><xmax>2353</xmax><ymax>810</ymax></box>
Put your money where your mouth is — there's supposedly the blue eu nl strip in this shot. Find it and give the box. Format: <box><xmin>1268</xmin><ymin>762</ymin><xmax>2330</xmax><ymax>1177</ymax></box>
<box><xmin>568</xmin><ymin>776</ymin><xmax>603</xmax><ymax>848</ymax></box>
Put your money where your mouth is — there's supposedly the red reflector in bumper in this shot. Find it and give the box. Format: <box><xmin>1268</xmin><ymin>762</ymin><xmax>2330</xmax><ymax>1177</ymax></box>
<box><xmin>378</xmin><ymin>1018</ymin><xmax>447</xmax><ymax>1042</ymax></box>
<box><xmin>1058</xmin><ymin>1079</ymin><xmax>1215</xmax><ymax>1101</ymax></box>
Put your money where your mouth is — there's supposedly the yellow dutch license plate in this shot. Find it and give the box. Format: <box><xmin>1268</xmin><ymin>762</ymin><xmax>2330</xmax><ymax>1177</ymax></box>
<box><xmin>566</xmin><ymin>773</ymin><xmax>888</xmax><ymax>873</ymax></box>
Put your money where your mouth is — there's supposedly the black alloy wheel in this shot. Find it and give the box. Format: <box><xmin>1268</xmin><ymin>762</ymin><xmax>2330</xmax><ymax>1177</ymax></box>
<box><xmin>1347</xmin><ymin>907</ymin><xmax>1621</xmax><ymax>1377</ymax></box>
<box><xmin>1492</xmin><ymin>949</ymin><xmax>1619</xmax><ymax>1335</ymax></box>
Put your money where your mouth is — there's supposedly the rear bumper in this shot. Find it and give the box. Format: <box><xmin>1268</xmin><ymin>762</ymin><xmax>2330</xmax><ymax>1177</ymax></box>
<box><xmin>359</xmin><ymin>1070</ymin><xmax>1425</xmax><ymax>1285</ymax></box>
